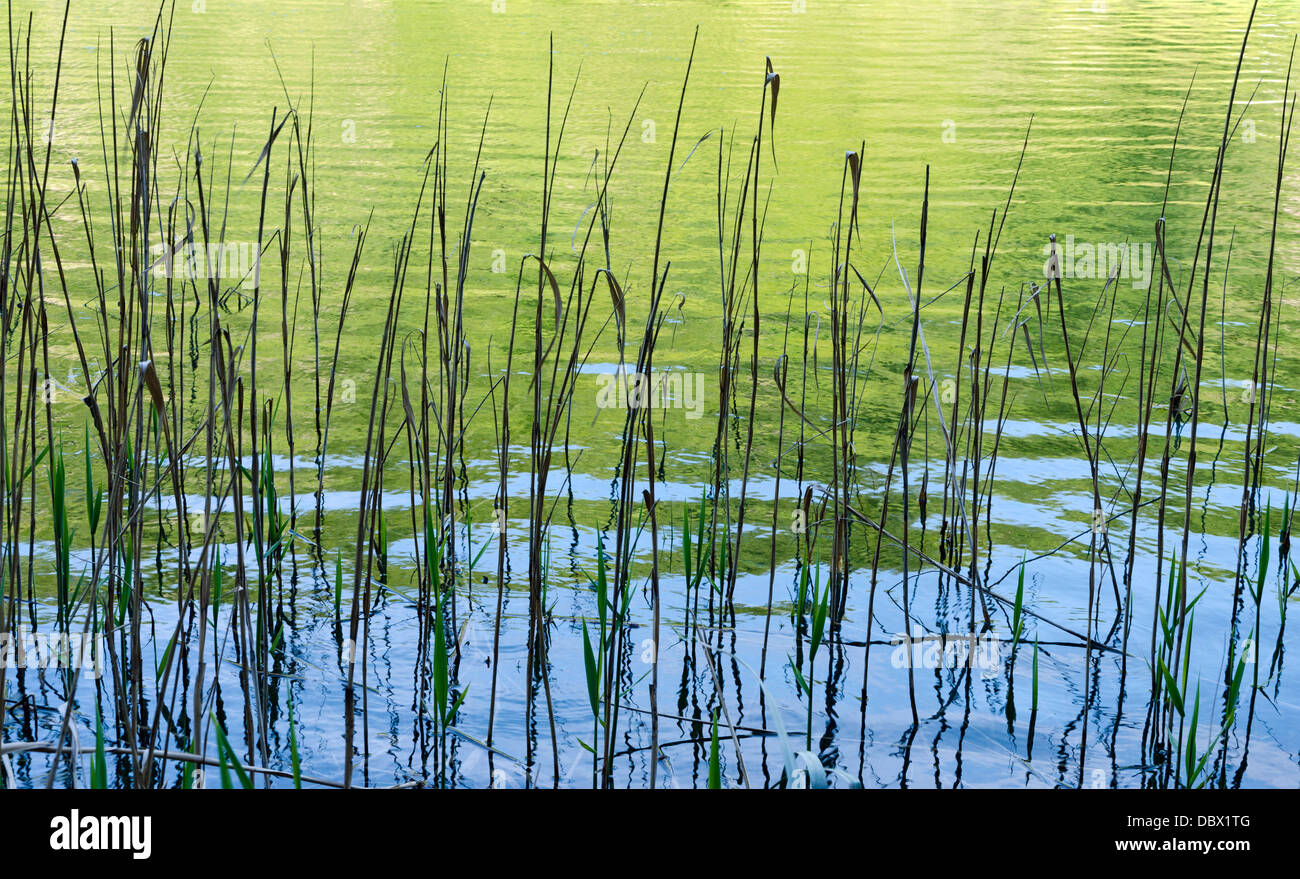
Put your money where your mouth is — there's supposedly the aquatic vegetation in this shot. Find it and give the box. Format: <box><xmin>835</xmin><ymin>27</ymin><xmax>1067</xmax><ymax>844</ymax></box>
<box><xmin>0</xmin><ymin>1</ymin><xmax>1297</xmax><ymax>791</ymax></box>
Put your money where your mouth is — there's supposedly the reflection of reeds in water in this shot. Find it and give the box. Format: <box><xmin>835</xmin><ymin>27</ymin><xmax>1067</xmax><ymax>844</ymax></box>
<box><xmin>1</xmin><ymin>0</ymin><xmax>1295</xmax><ymax>788</ymax></box>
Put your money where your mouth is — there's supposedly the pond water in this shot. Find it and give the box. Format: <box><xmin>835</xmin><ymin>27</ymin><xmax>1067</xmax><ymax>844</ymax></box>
<box><xmin>4</xmin><ymin>0</ymin><xmax>1300</xmax><ymax>788</ymax></box>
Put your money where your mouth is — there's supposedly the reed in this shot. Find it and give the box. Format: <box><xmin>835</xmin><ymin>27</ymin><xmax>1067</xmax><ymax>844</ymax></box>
<box><xmin>0</xmin><ymin>0</ymin><xmax>1293</xmax><ymax>791</ymax></box>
